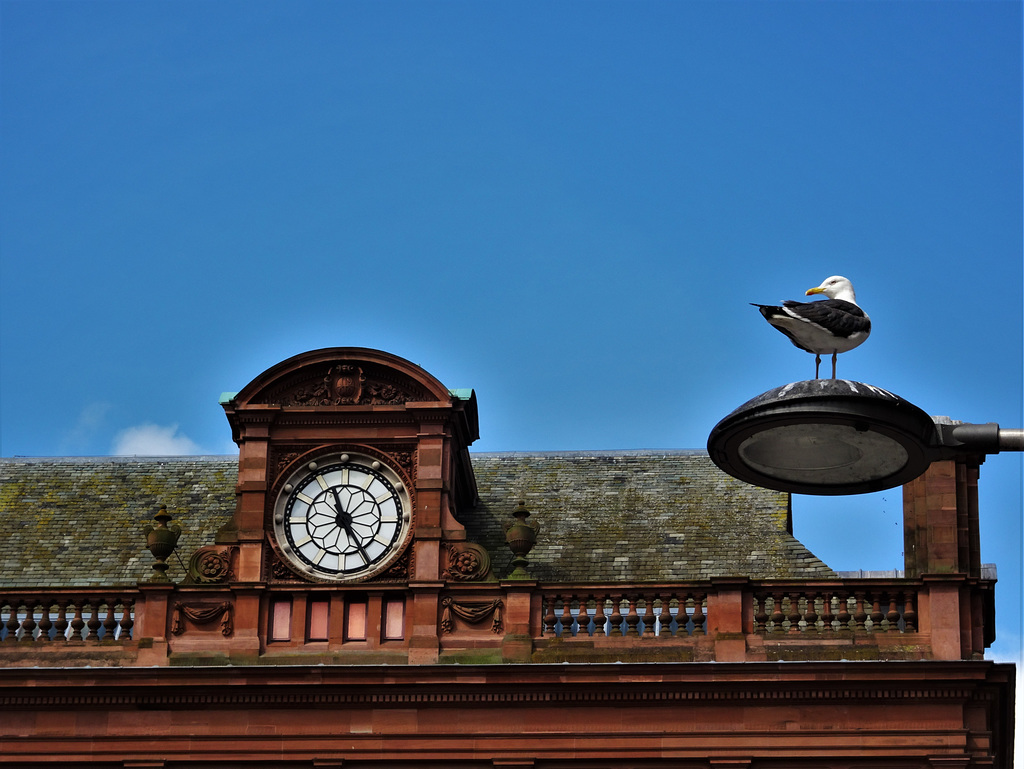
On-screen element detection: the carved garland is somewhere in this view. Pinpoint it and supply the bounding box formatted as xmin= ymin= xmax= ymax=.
xmin=171 ymin=602 xmax=233 ymax=636
xmin=440 ymin=596 xmax=503 ymax=634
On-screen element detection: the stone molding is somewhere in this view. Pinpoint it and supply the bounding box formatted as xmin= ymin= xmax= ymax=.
xmin=0 ymin=661 xmax=1008 ymax=709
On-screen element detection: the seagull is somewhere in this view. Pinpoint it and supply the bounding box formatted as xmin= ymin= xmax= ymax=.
xmin=752 ymin=275 xmax=871 ymax=379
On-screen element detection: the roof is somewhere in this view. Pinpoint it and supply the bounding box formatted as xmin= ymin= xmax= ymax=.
xmin=0 ymin=456 xmax=236 ymax=587
xmin=0 ymin=452 xmax=833 ymax=588
xmin=465 ymin=451 xmax=833 ymax=582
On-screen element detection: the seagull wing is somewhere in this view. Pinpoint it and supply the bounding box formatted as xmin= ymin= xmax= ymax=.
xmin=782 ymin=298 xmax=870 ymax=339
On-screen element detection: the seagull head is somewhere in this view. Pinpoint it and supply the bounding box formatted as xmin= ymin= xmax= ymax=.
xmin=806 ymin=275 xmax=857 ymax=304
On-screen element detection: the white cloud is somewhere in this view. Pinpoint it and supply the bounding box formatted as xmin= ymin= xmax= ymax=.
xmin=111 ymin=424 xmax=203 ymax=456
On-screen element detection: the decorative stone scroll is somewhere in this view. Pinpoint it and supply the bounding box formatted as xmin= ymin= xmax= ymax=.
xmin=171 ymin=602 xmax=233 ymax=636
xmin=440 ymin=597 xmax=503 ymax=634
xmin=186 ymin=546 xmax=233 ymax=584
xmin=443 ymin=542 xmax=492 ymax=581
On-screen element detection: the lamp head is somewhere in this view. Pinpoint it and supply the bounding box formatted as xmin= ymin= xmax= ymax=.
xmin=707 ymin=380 xmax=936 ymax=495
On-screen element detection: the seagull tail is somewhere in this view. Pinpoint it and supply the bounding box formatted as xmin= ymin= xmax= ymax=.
xmin=750 ymin=303 xmax=785 ymax=320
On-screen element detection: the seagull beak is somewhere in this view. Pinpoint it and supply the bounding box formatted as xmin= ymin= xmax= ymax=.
xmin=805 ymin=287 xmax=825 ymax=296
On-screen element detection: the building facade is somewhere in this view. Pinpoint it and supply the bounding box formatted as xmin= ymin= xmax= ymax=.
xmin=0 ymin=348 xmax=1014 ymax=767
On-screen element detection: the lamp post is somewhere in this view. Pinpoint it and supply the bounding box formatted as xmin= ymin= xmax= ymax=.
xmin=707 ymin=379 xmax=1023 ymax=495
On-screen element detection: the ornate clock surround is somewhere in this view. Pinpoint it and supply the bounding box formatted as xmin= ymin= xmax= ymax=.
xmin=220 ymin=347 xmax=480 ymax=587
xmin=267 ymin=445 xmax=416 ymax=584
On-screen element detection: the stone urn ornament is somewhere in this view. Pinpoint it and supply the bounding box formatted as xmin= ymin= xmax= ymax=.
xmin=143 ymin=505 xmax=182 ymax=582
xmin=505 ymin=501 xmax=538 ymax=579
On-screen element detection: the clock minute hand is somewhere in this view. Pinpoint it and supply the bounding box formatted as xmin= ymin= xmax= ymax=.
xmin=330 ymin=486 xmax=371 ymax=562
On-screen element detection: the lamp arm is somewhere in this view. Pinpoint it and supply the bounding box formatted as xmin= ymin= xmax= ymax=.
xmin=934 ymin=422 xmax=1024 ymax=456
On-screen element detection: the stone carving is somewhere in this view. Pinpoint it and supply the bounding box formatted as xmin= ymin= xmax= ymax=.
xmin=440 ymin=597 xmax=503 ymax=634
xmin=186 ymin=546 xmax=233 ymax=584
xmin=505 ymin=501 xmax=538 ymax=579
xmin=270 ymin=556 xmax=302 ymax=581
xmin=143 ymin=505 xmax=181 ymax=583
xmin=325 ymin=364 xmax=364 ymax=403
xmin=171 ymin=601 xmax=233 ymax=636
xmin=272 ymin=449 xmax=302 ymax=484
xmin=443 ymin=542 xmax=492 ymax=582
xmin=267 ymin=363 xmax=425 ymax=407
xmin=374 ymin=549 xmax=411 ymax=582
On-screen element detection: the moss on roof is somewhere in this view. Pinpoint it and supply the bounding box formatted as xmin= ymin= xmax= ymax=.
xmin=464 ymin=451 xmax=833 ymax=581
xmin=0 ymin=457 xmax=236 ymax=587
xmin=0 ymin=452 xmax=833 ymax=588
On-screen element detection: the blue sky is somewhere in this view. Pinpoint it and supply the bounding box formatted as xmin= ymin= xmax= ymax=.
xmin=1 ymin=1 xmax=1021 ymax=669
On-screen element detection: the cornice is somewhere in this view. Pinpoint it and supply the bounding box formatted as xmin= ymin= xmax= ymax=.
xmin=0 ymin=661 xmax=1011 ymax=710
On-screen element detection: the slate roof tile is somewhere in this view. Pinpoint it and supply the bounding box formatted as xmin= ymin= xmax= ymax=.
xmin=0 ymin=451 xmax=833 ymax=588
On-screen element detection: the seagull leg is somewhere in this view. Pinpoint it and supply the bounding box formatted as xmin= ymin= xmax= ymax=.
xmin=831 ymin=352 xmax=837 ymax=379
xmin=814 ymin=354 xmax=821 ymax=379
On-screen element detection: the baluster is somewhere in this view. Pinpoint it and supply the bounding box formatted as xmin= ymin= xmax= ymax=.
xmin=19 ymin=601 xmax=37 ymax=642
xmin=69 ymin=600 xmax=86 ymax=642
xmin=885 ymin=594 xmax=900 ymax=632
xmin=667 ymin=596 xmax=681 ymax=636
xmin=0 ymin=602 xmax=11 ymax=643
xmin=819 ymin=592 xmax=834 ymax=632
xmin=85 ymin=599 xmax=102 ymax=641
xmin=560 ymin=596 xmax=575 ymax=637
xmin=680 ymin=595 xmax=694 ymax=635
xmin=543 ymin=595 xmax=558 ymax=637
xmin=37 ymin=601 xmax=53 ymax=643
xmin=754 ymin=594 xmax=769 ymax=633
xmin=118 ymin=600 xmax=135 ymax=640
xmin=902 ymin=592 xmax=917 ymax=632
xmin=770 ymin=593 xmax=785 ymax=633
xmin=691 ymin=594 xmax=706 ymax=636
xmin=577 ymin=596 xmax=591 ymax=636
xmin=592 ymin=595 xmax=607 ymax=637
xmin=802 ymin=592 xmax=819 ymax=633
xmin=102 ymin=600 xmax=118 ymax=641
xmin=836 ymin=593 xmax=852 ymax=630
xmin=787 ymin=593 xmax=803 ymax=633
xmin=623 ymin=595 xmax=639 ymax=637
xmin=869 ymin=595 xmax=884 ymax=632
xmin=5 ymin=600 xmax=18 ymax=642
xmin=53 ymin=602 xmax=70 ymax=642
xmin=651 ymin=594 xmax=664 ymax=637
xmin=644 ymin=595 xmax=655 ymax=637
xmin=609 ymin=595 xmax=624 ymax=637
xmin=853 ymin=593 xmax=868 ymax=631
xmin=638 ymin=595 xmax=652 ymax=637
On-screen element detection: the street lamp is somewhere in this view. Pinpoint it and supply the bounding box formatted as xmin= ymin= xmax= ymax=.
xmin=707 ymin=379 xmax=1023 ymax=495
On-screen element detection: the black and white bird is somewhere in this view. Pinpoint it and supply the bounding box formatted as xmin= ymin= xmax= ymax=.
xmin=752 ymin=275 xmax=871 ymax=379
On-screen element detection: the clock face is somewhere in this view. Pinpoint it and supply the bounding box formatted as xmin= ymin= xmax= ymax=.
xmin=272 ymin=453 xmax=411 ymax=581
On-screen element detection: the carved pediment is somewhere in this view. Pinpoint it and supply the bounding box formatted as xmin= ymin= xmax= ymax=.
xmin=258 ymin=362 xmax=431 ymax=406
xmin=230 ymin=349 xmax=452 ymax=409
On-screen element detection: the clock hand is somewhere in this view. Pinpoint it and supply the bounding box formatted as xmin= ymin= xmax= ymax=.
xmin=330 ymin=486 xmax=371 ymax=562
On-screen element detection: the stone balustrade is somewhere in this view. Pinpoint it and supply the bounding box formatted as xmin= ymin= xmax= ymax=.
xmin=538 ymin=588 xmax=709 ymax=638
xmin=0 ymin=593 xmax=136 ymax=643
xmin=0 ymin=572 xmax=995 ymax=665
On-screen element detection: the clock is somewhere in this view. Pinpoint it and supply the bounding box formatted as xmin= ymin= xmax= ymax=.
xmin=272 ymin=452 xmax=412 ymax=582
